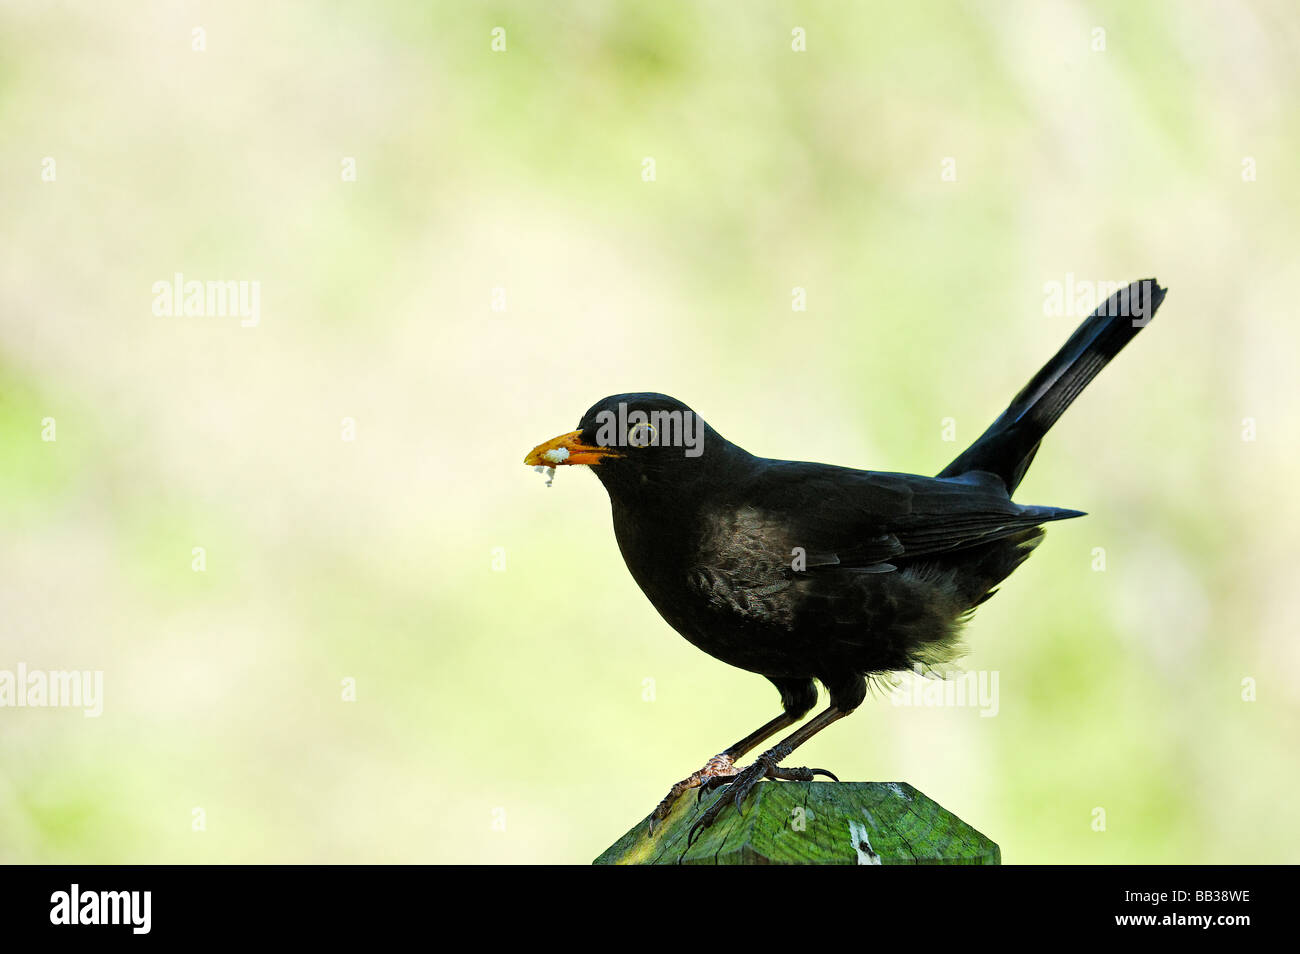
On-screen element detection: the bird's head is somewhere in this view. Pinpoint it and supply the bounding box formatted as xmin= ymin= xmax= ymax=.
xmin=524 ymin=393 xmax=734 ymax=501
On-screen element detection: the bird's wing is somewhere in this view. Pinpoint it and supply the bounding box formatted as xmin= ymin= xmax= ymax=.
xmin=729 ymin=461 xmax=1082 ymax=571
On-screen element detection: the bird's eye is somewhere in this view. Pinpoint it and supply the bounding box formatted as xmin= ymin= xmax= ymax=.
xmin=627 ymin=422 xmax=657 ymax=447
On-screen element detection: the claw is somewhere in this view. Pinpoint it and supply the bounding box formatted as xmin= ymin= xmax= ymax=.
xmin=699 ymin=774 xmax=736 ymax=798
xmin=686 ymin=815 xmax=707 ymax=847
xmin=729 ymin=769 xmax=763 ymax=814
xmin=675 ymin=754 xmax=841 ymax=849
xmin=654 ymin=753 xmax=740 ymax=822
xmin=685 ymin=784 xmax=735 ymax=848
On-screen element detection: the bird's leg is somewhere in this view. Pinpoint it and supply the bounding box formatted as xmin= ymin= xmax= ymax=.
xmin=687 ymin=704 xmax=852 ymax=846
xmin=647 ymin=711 xmax=800 ymax=834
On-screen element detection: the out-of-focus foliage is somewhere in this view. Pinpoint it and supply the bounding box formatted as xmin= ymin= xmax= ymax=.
xmin=1 ymin=1 xmax=1297 ymax=863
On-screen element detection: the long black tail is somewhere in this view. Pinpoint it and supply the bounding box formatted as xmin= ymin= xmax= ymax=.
xmin=938 ymin=278 xmax=1167 ymax=493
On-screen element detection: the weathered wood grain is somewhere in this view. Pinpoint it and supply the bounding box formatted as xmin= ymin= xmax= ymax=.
xmin=594 ymin=781 xmax=1000 ymax=865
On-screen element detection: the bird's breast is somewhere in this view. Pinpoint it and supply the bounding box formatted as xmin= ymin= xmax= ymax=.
xmin=608 ymin=499 xmax=821 ymax=675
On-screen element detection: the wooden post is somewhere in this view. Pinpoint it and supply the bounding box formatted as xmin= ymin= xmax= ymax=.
xmin=594 ymin=781 xmax=1000 ymax=865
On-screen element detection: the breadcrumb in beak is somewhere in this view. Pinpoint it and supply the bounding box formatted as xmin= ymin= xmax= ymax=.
xmin=533 ymin=465 xmax=556 ymax=487
xmin=543 ymin=447 xmax=570 ymax=464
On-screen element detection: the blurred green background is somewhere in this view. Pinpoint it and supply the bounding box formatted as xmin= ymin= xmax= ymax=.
xmin=2 ymin=1 xmax=1298 ymax=864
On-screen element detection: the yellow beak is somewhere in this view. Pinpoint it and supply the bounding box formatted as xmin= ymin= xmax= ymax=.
xmin=524 ymin=430 xmax=623 ymax=467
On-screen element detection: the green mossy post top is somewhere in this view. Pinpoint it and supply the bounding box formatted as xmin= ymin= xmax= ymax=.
xmin=594 ymin=781 xmax=1000 ymax=865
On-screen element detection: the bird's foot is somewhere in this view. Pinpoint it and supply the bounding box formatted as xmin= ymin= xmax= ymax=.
xmin=686 ymin=753 xmax=837 ymax=847
xmin=647 ymin=753 xmax=740 ymax=835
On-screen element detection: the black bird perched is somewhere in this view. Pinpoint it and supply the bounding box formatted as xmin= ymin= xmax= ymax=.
xmin=525 ymin=279 xmax=1166 ymax=841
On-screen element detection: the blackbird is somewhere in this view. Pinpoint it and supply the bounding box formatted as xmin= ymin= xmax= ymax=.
xmin=525 ymin=279 xmax=1166 ymax=841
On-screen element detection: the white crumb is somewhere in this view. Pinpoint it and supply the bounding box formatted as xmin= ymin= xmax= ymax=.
xmin=533 ymin=465 xmax=556 ymax=488
xmin=542 ymin=447 xmax=570 ymax=464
